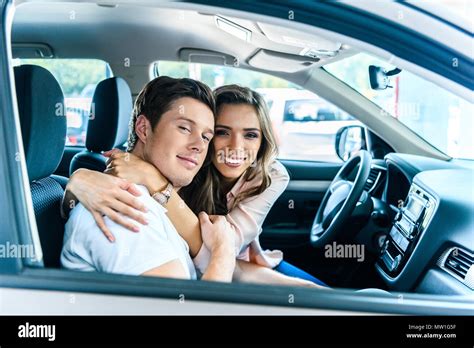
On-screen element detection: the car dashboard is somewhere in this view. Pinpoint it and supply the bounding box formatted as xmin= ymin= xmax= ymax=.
xmin=375 ymin=153 xmax=473 ymax=295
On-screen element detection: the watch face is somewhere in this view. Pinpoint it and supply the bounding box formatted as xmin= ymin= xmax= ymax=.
xmin=157 ymin=194 xmax=166 ymax=205
xmin=154 ymin=183 xmax=172 ymax=205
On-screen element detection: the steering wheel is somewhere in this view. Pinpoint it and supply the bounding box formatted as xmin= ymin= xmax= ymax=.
xmin=310 ymin=150 xmax=372 ymax=247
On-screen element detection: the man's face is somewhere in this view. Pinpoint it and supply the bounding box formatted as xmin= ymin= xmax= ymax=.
xmin=142 ymin=97 xmax=214 ymax=188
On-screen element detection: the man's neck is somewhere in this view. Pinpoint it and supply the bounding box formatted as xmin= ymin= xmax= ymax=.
xmin=131 ymin=143 xmax=181 ymax=191
xmin=130 ymin=143 xmax=145 ymax=160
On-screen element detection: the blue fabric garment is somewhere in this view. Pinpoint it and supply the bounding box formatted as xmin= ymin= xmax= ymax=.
xmin=275 ymin=260 xmax=328 ymax=287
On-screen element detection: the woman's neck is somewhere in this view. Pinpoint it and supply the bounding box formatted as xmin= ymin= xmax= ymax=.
xmin=221 ymin=177 xmax=239 ymax=195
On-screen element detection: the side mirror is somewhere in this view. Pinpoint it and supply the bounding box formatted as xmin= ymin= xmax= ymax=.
xmin=335 ymin=125 xmax=366 ymax=161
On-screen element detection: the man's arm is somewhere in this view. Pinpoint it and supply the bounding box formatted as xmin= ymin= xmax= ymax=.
xmin=142 ymin=244 xmax=234 ymax=282
xmin=198 ymin=212 xmax=236 ymax=282
xmin=200 ymin=244 xmax=235 ymax=282
xmin=141 ymin=259 xmax=188 ymax=279
xmin=143 ymin=258 xmax=320 ymax=286
xmin=142 ymin=212 xmax=235 ymax=283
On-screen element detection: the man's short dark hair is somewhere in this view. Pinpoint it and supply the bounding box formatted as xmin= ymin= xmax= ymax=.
xmin=127 ymin=76 xmax=215 ymax=151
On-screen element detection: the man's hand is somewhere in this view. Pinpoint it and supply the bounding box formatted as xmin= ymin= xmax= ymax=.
xmin=199 ymin=212 xmax=235 ymax=254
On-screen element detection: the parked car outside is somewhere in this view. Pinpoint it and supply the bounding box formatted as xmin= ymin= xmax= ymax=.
xmin=64 ymin=97 xmax=91 ymax=146
xmin=258 ymin=88 xmax=361 ymax=162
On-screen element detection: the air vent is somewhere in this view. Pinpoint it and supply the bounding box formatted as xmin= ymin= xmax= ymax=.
xmin=364 ymin=165 xmax=386 ymax=193
xmin=439 ymin=247 xmax=474 ymax=290
xmin=445 ymin=248 xmax=473 ymax=279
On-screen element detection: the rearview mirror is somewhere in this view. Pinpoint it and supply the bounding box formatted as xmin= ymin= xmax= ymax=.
xmin=335 ymin=125 xmax=366 ymax=161
xmin=369 ymin=65 xmax=401 ymax=90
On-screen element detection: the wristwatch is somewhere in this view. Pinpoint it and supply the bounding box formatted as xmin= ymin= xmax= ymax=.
xmin=152 ymin=182 xmax=173 ymax=205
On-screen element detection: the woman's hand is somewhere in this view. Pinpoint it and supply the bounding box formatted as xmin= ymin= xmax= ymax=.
xmin=66 ymin=168 xmax=149 ymax=242
xmin=103 ymin=149 xmax=168 ymax=194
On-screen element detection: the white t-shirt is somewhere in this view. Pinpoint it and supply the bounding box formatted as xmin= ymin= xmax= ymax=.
xmin=61 ymin=185 xmax=197 ymax=279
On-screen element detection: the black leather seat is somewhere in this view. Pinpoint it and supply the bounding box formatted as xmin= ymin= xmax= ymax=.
xmin=15 ymin=65 xmax=68 ymax=268
xmin=69 ymin=77 xmax=132 ymax=175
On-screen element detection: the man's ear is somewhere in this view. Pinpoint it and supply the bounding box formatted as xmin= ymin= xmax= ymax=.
xmin=135 ymin=114 xmax=150 ymax=144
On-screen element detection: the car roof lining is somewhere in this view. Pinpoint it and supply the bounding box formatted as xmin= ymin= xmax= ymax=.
xmin=11 ymin=0 xmax=460 ymax=160
xmin=11 ymin=2 xmax=357 ymax=69
xmin=11 ymin=1 xmax=471 ymax=98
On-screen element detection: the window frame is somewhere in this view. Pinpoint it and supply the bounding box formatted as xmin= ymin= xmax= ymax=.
xmin=2 ymin=0 xmax=472 ymax=315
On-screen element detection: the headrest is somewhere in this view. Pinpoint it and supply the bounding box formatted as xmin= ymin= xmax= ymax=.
xmin=15 ymin=65 xmax=66 ymax=182
xmin=85 ymin=77 xmax=132 ymax=152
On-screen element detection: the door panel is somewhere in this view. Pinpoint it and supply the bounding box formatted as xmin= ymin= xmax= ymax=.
xmin=263 ymin=159 xmax=340 ymax=234
xmin=261 ymin=160 xmax=343 ymax=282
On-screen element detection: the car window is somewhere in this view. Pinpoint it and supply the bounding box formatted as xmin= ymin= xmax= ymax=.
xmin=284 ymin=99 xmax=354 ymax=122
xmin=12 ymin=59 xmax=112 ymax=146
xmin=157 ymin=61 xmax=359 ymax=162
xmin=325 ymin=53 xmax=474 ymax=160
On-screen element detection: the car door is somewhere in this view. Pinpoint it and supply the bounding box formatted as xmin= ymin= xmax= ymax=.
xmin=261 ymin=159 xmax=342 ymax=279
xmin=259 ymin=88 xmax=362 ymax=280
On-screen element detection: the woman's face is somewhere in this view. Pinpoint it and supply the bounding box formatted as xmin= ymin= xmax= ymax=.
xmin=212 ymin=103 xmax=262 ymax=184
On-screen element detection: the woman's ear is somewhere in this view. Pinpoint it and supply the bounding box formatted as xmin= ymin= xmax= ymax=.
xmin=135 ymin=114 xmax=150 ymax=144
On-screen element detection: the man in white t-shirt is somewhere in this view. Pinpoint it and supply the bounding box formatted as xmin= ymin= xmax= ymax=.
xmin=61 ymin=76 xmax=235 ymax=282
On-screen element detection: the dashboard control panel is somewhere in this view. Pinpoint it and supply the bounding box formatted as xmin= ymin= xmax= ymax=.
xmin=378 ymin=184 xmax=436 ymax=277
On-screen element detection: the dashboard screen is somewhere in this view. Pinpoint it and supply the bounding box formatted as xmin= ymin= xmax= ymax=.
xmin=404 ymin=195 xmax=425 ymax=222
xmin=385 ymin=164 xmax=411 ymax=208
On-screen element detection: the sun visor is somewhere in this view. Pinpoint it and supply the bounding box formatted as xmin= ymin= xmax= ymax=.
xmin=258 ymin=23 xmax=342 ymax=52
xmin=248 ymin=49 xmax=318 ymax=73
xmin=179 ymin=48 xmax=238 ymax=66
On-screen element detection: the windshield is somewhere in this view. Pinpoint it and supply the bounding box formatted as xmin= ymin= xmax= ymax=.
xmin=325 ymin=53 xmax=473 ymax=160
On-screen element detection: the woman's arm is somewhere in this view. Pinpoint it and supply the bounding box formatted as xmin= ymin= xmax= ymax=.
xmin=62 ymin=168 xmax=148 ymax=242
xmin=98 ymin=154 xmax=289 ymax=260
xmin=100 ymin=149 xmax=204 ymax=257
xmin=64 ymin=164 xmax=203 ymax=254
xmin=145 ymin=175 xmax=203 ymax=258
xmin=66 ymin=151 xmax=288 ymax=263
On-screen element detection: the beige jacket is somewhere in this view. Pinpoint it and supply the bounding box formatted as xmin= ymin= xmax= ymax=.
xmin=193 ymin=160 xmax=290 ymax=273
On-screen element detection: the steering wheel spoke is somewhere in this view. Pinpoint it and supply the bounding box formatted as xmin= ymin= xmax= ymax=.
xmin=328 ymin=179 xmax=342 ymax=193
xmin=310 ymin=150 xmax=372 ymax=247
xmin=311 ymin=222 xmax=325 ymax=240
